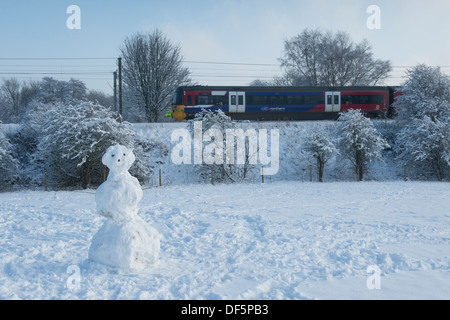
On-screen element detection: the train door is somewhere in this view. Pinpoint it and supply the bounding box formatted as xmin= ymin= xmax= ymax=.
xmin=325 ymin=91 xmax=341 ymax=112
xmin=229 ymin=91 xmax=246 ymax=113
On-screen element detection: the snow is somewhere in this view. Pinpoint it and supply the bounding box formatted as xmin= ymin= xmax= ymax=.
xmin=1 ymin=181 xmax=449 ymax=300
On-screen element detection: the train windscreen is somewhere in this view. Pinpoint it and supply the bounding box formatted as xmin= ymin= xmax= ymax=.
xmin=172 ymin=89 xmax=183 ymax=105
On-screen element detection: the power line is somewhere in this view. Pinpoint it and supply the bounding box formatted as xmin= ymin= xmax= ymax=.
xmin=188 ymin=67 xmax=282 ymax=72
xmin=392 ymin=66 xmax=450 ymax=68
xmin=0 ymin=57 xmax=449 ymax=68
xmin=0 ymin=57 xmax=116 ymax=61
xmin=192 ymin=74 xmax=279 ymax=79
xmin=0 ymin=57 xmax=448 ymax=85
xmin=0 ymin=72 xmax=111 ymax=75
xmin=0 ymin=65 xmax=116 ymax=68
xmin=183 ymin=60 xmax=279 ymax=67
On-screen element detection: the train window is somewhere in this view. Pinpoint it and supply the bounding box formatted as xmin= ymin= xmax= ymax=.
xmin=238 ymin=95 xmax=244 ymax=105
xmin=196 ymin=95 xmax=209 ymax=105
xmin=305 ymin=95 xmax=324 ymax=105
xmin=213 ymin=95 xmax=226 ymax=105
xmin=249 ymin=95 xmax=267 ymax=105
xmin=268 ymin=95 xmax=284 ymax=105
xmin=173 ymin=92 xmax=180 ymax=105
xmin=279 ymin=95 xmax=287 ymax=104
xmin=368 ymin=95 xmax=385 ymax=104
xmin=286 ymin=95 xmax=304 ymax=105
xmin=261 ymin=96 xmax=268 ymax=105
xmin=342 ymin=95 xmax=384 ymax=105
xmin=249 ymin=93 xmax=324 ymax=105
xmin=231 ymin=95 xmax=236 ymax=105
xmin=186 ymin=95 xmax=193 ymax=106
xmin=327 ymin=95 xmax=332 ymax=105
xmin=360 ymin=96 xmax=369 ymax=104
xmin=342 ymin=95 xmax=352 ymax=105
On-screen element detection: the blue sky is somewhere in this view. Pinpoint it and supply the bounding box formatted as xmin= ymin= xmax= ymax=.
xmin=0 ymin=0 xmax=449 ymax=93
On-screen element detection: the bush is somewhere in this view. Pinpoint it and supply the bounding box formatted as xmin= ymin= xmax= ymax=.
xmin=338 ymin=109 xmax=389 ymax=181
xmin=0 ymin=122 xmax=19 ymax=190
xmin=188 ymin=109 xmax=258 ymax=183
xmin=34 ymin=101 xmax=150 ymax=189
xmin=394 ymin=64 xmax=450 ymax=180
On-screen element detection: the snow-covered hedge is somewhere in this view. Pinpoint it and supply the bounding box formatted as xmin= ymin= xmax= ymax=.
xmin=2 ymin=116 xmax=447 ymax=191
xmin=32 ymin=101 xmax=151 ymax=189
xmin=2 ymin=62 xmax=450 ymax=190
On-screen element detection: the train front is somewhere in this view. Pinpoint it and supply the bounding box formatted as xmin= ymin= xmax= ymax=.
xmin=166 ymin=87 xmax=186 ymax=122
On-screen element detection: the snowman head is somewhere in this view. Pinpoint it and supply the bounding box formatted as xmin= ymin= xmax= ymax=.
xmin=102 ymin=145 xmax=136 ymax=174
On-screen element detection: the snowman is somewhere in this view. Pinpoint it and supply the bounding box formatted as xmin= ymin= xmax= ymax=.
xmin=88 ymin=145 xmax=160 ymax=270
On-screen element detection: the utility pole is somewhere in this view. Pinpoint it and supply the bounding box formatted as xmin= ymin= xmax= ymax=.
xmin=113 ymin=71 xmax=117 ymax=113
xmin=118 ymin=57 xmax=123 ymax=118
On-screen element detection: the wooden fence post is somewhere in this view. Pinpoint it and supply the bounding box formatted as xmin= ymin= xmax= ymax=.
xmin=159 ymin=168 xmax=162 ymax=187
xmin=310 ymin=165 xmax=312 ymax=182
xmin=86 ymin=164 xmax=91 ymax=189
xmin=404 ymin=164 xmax=407 ymax=181
xmin=44 ymin=172 xmax=48 ymax=192
xmin=211 ymin=167 xmax=214 ymax=185
xmin=261 ymin=166 xmax=264 ymax=184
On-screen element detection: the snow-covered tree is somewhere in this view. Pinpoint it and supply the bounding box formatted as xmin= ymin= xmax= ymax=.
xmin=86 ymin=90 xmax=113 ymax=109
xmin=338 ymin=109 xmax=389 ymax=181
xmin=121 ymin=87 xmax=147 ymax=123
xmin=34 ymin=101 xmax=150 ymax=189
xmin=189 ymin=109 xmax=257 ymax=183
xmin=32 ymin=77 xmax=87 ymax=105
xmin=302 ymin=125 xmax=338 ymax=182
xmin=394 ymin=65 xmax=450 ymax=180
xmin=0 ymin=122 xmax=19 ymax=190
xmin=395 ymin=64 xmax=450 ymax=121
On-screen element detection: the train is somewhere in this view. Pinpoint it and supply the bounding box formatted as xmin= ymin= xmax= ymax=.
xmin=168 ymin=86 xmax=400 ymax=121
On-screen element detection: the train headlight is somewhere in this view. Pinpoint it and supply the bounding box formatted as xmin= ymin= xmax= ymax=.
xmin=172 ymin=105 xmax=186 ymax=122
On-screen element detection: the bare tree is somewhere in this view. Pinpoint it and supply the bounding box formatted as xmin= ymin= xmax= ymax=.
xmin=1 ymin=78 xmax=22 ymax=120
xmin=280 ymin=28 xmax=322 ymax=86
xmin=87 ymin=90 xmax=113 ymax=108
xmin=279 ymin=29 xmax=392 ymax=86
xmin=250 ymin=72 xmax=310 ymax=87
xmin=249 ymin=79 xmax=273 ymax=87
xmin=19 ymin=80 xmax=40 ymax=111
xmin=120 ymin=29 xmax=190 ymax=122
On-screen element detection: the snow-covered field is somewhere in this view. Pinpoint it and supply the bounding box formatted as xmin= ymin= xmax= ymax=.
xmin=0 ymin=181 xmax=449 ymax=300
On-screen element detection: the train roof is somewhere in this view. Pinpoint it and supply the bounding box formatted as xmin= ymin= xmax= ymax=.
xmin=176 ymin=85 xmax=399 ymax=92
